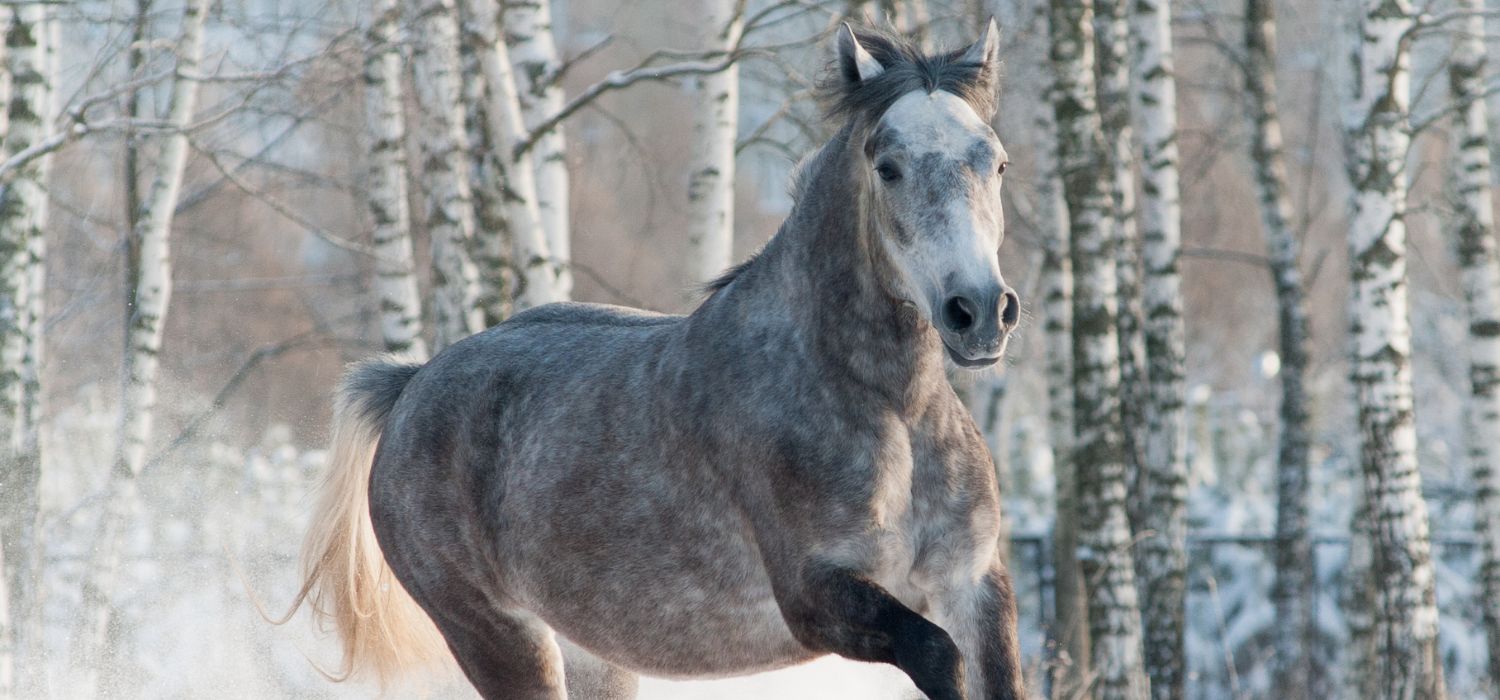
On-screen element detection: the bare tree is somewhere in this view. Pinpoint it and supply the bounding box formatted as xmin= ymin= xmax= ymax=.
xmin=1445 ymin=0 xmax=1500 ymax=687
xmin=1049 ymin=0 xmax=1149 ymax=696
xmin=76 ymin=0 xmax=211 ymax=688
xmin=685 ymin=0 xmax=742 ymax=285
xmin=506 ymin=0 xmax=573 ymax=297
xmin=1094 ymin=0 xmax=1146 ymax=539
xmin=366 ymin=0 xmax=428 ymax=358
xmin=411 ymin=0 xmax=483 ymax=350
xmin=1130 ymin=0 xmax=1188 ymax=696
xmin=1036 ymin=12 xmax=1089 ymax=695
xmin=0 ymin=6 xmax=13 ymax=693
xmin=1243 ymin=0 xmax=1316 ymax=693
xmin=1343 ymin=0 xmax=1444 ymax=697
xmin=459 ymin=0 xmax=560 ymax=311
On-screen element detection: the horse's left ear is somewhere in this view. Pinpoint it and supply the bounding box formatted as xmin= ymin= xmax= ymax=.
xmin=960 ymin=18 xmax=1001 ymax=85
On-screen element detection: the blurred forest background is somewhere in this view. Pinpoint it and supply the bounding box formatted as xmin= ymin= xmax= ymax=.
xmin=0 ymin=0 xmax=1497 ymax=697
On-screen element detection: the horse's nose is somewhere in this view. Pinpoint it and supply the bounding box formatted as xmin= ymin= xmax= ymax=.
xmin=999 ymin=288 xmax=1020 ymax=331
xmin=942 ymin=295 xmax=980 ymax=334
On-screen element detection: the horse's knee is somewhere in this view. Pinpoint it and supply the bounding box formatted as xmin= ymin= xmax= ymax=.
xmin=775 ymin=565 xmax=965 ymax=700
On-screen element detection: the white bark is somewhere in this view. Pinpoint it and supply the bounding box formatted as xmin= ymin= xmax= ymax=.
xmin=506 ymin=0 xmax=572 ymax=297
xmin=1244 ymin=0 xmax=1317 ymax=693
xmin=1049 ymin=0 xmax=1149 ymax=697
xmin=77 ymin=0 xmax=209 ymax=685
xmin=1032 ymin=3 xmax=1087 ymax=690
xmin=1093 ymin=0 xmax=1146 ymax=540
xmin=366 ymin=0 xmax=427 ymax=358
xmin=1445 ymin=0 xmax=1500 ymax=687
xmin=685 ymin=0 xmax=740 ymax=286
xmin=411 ymin=0 xmax=483 ymax=350
xmin=1129 ymin=0 xmax=1187 ymax=697
xmin=459 ymin=0 xmax=560 ymax=311
xmin=1343 ymin=1 xmax=1444 ymax=697
xmin=0 ymin=8 xmax=12 ymax=694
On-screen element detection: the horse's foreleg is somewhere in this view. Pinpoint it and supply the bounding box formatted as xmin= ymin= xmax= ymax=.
xmin=776 ymin=563 xmax=965 ymax=700
xmin=929 ymin=558 xmax=1025 ymax=700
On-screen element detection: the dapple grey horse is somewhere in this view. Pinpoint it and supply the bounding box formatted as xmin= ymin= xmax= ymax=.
xmin=291 ymin=22 xmax=1025 ymax=700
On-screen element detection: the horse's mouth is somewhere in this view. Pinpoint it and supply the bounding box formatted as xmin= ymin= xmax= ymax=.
xmin=943 ymin=341 xmax=1002 ymax=369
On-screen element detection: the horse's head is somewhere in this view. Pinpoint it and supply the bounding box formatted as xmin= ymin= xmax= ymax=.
xmin=827 ymin=21 xmax=1017 ymax=369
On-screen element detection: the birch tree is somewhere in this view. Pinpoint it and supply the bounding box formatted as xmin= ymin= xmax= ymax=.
xmin=459 ymin=0 xmax=560 ymax=311
xmin=1093 ymin=0 xmax=1147 ymax=537
xmin=1026 ymin=2 xmax=1089 ymax=690
xmin=1244 ymin=0 xmax=1317 ymax=693
xmin=1445 ymin=0 xmax=1500 ymax=686
xmin=1050 ymin=0 xmax=1149 ymax=696
xmin=366 ymin=0 xmax=427 ymax=358
xmin=1343 ymin=0 xmax=1444 ymax=696
xmin=411 ymin=0 xmax=483 ymax=349
xmin=0 ymin=7 xmax=13 ymax=694
xmin=685 ymin=0 xmax=741 ymax=285
xmin=77 ymin=0 xmax=210 ymax=683
xmin=0 ymin=7 xmax=53 ymax=687
xmin=505 ymin=0 xmax=572 ymax=297
xmin=1129 ymin=0 xmax=1188 ymax=696
xmin=1038 ymin=38 xmax=1090 ymax=700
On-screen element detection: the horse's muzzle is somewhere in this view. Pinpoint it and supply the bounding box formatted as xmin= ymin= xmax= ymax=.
xmin=937 ymin=284 xmax=1018 ymax=367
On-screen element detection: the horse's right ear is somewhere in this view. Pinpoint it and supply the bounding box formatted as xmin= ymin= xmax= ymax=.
xmin=837 ymin=23 xmax=884 ymax=84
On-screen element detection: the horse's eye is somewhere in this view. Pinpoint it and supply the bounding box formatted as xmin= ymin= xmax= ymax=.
xmin=997 ymin=161 xmax=1009 ymax=175
xmin=876 ymin=163 xmax=902 ymax=182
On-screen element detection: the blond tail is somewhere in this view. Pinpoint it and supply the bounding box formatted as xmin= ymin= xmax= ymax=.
xmin=285 ymin=357 xmax=450 ymax=686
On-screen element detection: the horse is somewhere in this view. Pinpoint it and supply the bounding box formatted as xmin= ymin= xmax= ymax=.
xmin=289 ymin=21 xmax=1025 ymax=700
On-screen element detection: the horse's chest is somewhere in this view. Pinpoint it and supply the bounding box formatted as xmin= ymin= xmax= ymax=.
xmin=859 ymin=426 xmax=996 ymax=606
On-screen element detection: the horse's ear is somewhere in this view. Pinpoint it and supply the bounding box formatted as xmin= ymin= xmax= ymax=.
xmin=838 ymin=23 xmax=885 ymax=84
xmin=960 ymin=18 xmax=996 ymax=113
xmin=960 ymin=18 xmax=1000 ymax=83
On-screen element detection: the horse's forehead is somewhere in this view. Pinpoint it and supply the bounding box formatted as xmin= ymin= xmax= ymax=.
xmin=879 ymin=91 xmax=991 ymax=153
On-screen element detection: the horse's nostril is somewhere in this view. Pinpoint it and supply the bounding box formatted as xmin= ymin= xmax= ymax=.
xmin=943 ymin=296 xmax=976 ymax=333
xmin=1000 ymin=291 xmax=1020 ymax=328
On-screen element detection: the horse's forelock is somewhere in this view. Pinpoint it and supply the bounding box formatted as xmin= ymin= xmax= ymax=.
xmin=816 ymin=26 xmax=998 ymax=127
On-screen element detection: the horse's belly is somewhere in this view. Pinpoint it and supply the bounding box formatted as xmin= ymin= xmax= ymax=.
xmin=544 ymin=571 xmax=815 ymax=679
xmin=506 ymin=495 xmax=815 ymax=678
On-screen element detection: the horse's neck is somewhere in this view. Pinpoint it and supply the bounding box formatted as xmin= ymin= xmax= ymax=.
xmin=764 ymin=134 xmax=943 ymax=401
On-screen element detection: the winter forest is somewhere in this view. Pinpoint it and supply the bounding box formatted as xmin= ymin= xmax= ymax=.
xmin=0 ymin=0 xmax=1497 ymax=697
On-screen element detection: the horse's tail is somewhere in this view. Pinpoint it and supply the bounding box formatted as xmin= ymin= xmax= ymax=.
xmin=287 ymin=356 xmax=449 ymax=685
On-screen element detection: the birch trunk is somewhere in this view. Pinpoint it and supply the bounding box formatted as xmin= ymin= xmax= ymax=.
xmin=412 ymin=0 xmax=483 ymax=350
xmin=366 ymin=0 xmax=427 ymax=358
xmin=1049 ymin=0 xmax=1149 ymax=696
xmin=0 ymin=8 xmax=13 ymax=694
xmin=1034 ymin=3 xmax=1088 ymax=689
xmin=685 ymin=0 xmax=740 ymax=286
xmin=505 ymin=0 xmax=572 ymax=297
xmin=77 ymin=0 xmax=209 ymax=685
xmin=458 ymin=5 xmax=513 ymax=323
xmin=1445 ymin=0 xmax=1500 ymax=686
xmin=458 ymin=0 xmax=559 ymax=311
xmin=1129 ymin=0 xmax=1188 ymax=696
xmin=5 ymin=8 xmax=52 ymax=688
xmin=1244 ymin=0 xmax=1317 ymax=693
xmin=1344 ymin=1 xmax=1444 ymax=696
xmin=1093 ymin=0 xmax=1147 ymax=542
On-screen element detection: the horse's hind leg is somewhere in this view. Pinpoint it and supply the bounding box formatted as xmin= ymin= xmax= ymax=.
xmin=427 ymin=603 xmax=568 ymax=700
xmin=560 ymin=637 xmax=640 ymax=699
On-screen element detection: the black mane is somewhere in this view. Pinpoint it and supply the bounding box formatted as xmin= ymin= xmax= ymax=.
xmin=816 ymin=25 xmax=998 ymax=125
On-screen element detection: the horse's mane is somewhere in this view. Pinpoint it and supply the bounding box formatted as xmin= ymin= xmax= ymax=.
xmin=816 ymin=25 xmax=999 ymax=125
